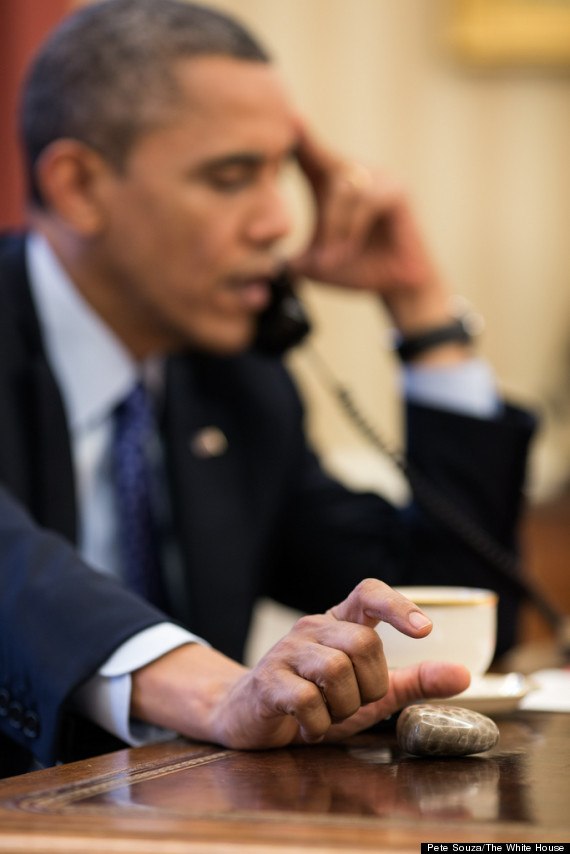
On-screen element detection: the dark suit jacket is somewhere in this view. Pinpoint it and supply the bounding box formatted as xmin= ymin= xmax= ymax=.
xmin=0 ymin=233 xmax=535 ymax=776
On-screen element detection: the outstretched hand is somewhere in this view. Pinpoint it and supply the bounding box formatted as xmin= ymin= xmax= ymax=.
xmin=131 ymin=579 xmax=470 ymax=750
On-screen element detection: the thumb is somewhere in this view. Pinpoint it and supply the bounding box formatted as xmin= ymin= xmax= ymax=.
xmin=387 ymin=661 xmax=471 ymax=710
xmin=328 ymin=578 xmax=433 ymax=638
xmin=322 ymin=661 xmax=472 ymax=742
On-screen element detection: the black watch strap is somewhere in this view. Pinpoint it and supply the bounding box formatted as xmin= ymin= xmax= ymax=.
xmin=395 ymin=317 xmax=473 ymax=363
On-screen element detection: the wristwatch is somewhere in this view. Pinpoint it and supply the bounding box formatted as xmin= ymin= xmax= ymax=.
xmin=392 ymin=298 xmax=484 ymax=363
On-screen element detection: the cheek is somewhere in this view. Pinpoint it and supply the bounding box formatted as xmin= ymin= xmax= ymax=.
xmin=104 ymin=184 xmax=246 ymax=309
xmin=180 ymin=207 xmax=242 ymax=267
xmin=152 ymin=205 xmax=241 ymax=284
xmin=114 ymin=217 xmax=216 ymax=297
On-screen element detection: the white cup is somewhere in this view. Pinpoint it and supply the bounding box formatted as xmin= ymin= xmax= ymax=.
xmin=376 ymin=586 xmax=498 ymax=675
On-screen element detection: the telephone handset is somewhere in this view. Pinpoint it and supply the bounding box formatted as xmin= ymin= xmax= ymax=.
xmin=253 ymin=269 xmax=312 ymax=356
xmin=253 ymin=274 xmax=570 ymax=651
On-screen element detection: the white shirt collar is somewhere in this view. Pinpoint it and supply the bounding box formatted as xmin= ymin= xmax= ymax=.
xmin=26 ymin=232 xmax=139 ymax=433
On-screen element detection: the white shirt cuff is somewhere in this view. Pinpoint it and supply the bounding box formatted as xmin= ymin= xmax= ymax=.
xmin=403 ymin=357 xmax=503 ymax=419
xmin=73 ymin=622 xmax=208 ymax=746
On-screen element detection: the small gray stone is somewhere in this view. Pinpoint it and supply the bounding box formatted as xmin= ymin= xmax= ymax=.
xmin=396 ymin=704 xmax=499 ymax=757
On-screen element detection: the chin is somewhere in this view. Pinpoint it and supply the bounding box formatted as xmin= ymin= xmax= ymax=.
xmin=191 ymin=321 xmax=257 ymax=356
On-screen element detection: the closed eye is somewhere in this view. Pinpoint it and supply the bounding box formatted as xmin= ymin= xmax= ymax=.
xmin=197 ymin=146 xmax=298 ymax=195
xmin=199 ymin=154 xmax=263 ymax=194
xmin=205 ymin=163 xmax=259 ymax=193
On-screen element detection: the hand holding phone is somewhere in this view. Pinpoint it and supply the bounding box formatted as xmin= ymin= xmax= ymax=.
xmin=290 ymin=124 xmax=452 ymax=337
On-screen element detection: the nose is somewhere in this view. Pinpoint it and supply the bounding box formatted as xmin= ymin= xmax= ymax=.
xmin=244 ymin=183 xmax=292 ymax=247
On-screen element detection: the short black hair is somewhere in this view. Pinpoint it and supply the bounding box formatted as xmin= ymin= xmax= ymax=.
xmin=20 ymin=0 xmax=270 ymax=205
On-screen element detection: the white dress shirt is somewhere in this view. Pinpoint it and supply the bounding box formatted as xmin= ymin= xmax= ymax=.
xmin=27 ymin=233 xmax=203 ymax=745
xmin=26 ymin=231 xmax=500 ymax=746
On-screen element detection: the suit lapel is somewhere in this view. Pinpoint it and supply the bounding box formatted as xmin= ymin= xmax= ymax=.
xmin=27 ymin=358 xmax=77 ymax=542
xmin=0 ymin=234 xmax=77 ymax=543
xmin=161 ymin=354 xmax=258 ymax=656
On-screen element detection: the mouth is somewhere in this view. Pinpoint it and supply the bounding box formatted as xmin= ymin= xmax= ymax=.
xmin=228 ymin=269 xmax=280 ymax=312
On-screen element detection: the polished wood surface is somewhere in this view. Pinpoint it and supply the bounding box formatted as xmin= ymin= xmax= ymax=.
xmin=0 ymin=711 xmax=568 ymax=853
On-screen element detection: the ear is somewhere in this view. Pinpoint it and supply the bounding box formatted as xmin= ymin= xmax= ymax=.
xmin=33 ymin=139 xmax=112 ymax=236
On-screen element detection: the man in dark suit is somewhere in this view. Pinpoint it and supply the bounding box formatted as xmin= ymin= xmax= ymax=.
xmin=0 ymin=0 xmax=534 ymax=776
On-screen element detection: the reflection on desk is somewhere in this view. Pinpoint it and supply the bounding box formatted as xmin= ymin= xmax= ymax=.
xmin=0 ymin=712 xmax=567 ymax=853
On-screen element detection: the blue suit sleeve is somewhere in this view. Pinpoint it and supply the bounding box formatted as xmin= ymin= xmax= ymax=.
xmin=0 ymin=486 xmax=167 ymax=768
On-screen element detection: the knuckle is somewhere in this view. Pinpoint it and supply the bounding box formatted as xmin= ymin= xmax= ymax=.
xmin=322 ymin=650 xmax=351 ymax=683
xmin=356 ymin=627 xmax=382 ymax=659
xmin=293 ymin=682 xmax=323 ymax=714
xmin=355 ymin=577 xmax=381 ymax=597
xmin=294 ymin=614 xmax=324 ymax=635
xmin=267 ymin=635 xmax=296 ymax=662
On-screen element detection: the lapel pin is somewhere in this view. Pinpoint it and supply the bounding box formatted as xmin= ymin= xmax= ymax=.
xmin=189 ymin=426 xmax=228 ymax=459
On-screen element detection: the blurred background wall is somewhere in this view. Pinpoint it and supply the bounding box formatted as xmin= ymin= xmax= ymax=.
xmin=0 ymin=0 xmax=69 ymax=233
xmin=1 ymin=0 xmax=569 ymax=651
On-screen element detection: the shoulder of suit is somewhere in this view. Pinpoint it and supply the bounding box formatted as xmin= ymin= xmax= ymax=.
xmin=0 ymin=231 xmax=46 ymax=362
xmin=0 ymin=231 xmax=27 ymax=270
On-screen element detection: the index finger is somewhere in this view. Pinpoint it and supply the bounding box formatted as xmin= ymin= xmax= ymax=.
xmin=328 ymin=578 xmax=432 ymax=637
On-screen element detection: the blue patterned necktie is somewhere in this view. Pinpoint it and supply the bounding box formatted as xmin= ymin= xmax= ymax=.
xmin=113 ymin=382 xmax=164 ymax=606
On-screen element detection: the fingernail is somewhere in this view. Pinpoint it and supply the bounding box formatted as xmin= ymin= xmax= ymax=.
xmin=409 ymin=611 xmax=432 ymax=629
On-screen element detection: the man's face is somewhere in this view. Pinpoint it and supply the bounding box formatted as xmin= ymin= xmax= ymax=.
xmin=88 ymin=56 xmax=299 ymax=357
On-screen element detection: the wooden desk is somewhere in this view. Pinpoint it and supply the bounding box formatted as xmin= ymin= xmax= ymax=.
xmin=0 ymin=711 xmax=567 ymax=853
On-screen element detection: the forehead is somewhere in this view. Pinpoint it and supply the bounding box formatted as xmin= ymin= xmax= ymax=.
xmin=158 ymin=55 xmax=299 ymax=160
